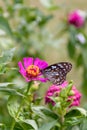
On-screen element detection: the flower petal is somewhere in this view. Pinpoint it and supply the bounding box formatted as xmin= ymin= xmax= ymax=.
xmin=18 ymin=61 xmax=26 ymax=76
xmin=60 ymin=81 xmax=68 ymax=88
xmin=36 ymin=77 xmax=48 ymax=82
xmin=34 ymin=58 xmax=48 ymax=69
xmin=45 ymin=81 xmax=82 ymax=107
xmin=18 ymin=61 xmax=30 ymax=81
xmin=23 ymin=57 xmax=33 ymax=68
xmin=18 ymin=57 xmax=48 ymax=83
xmin=29 ymin=75 xmax=48 ymax=82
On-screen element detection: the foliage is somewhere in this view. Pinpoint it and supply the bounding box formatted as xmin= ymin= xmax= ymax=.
xmin=0 ymin=0 xmax=87 ymax=130
xmin=57 ymin=11 xmax=87 ymax=95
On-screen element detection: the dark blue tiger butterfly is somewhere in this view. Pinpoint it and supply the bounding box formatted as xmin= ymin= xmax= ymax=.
xmin=41 ymin=62 xmax=72 ymax=85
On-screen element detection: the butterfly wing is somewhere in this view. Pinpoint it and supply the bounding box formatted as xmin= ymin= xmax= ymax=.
xmin=41 ymin=62 xmax=72 ymax=85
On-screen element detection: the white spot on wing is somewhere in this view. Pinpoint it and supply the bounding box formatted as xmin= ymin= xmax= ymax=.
xmin=51 ymin=66 xmax=57 ymax=69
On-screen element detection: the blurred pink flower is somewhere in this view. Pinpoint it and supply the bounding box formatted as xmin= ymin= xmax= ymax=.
xmin=68 ymin=10 xmax=86 ymax=28
xmin=18 ymin=57 xmax=48 ymax=82
xmin=45 ymin=81 xmax=82 ymax=107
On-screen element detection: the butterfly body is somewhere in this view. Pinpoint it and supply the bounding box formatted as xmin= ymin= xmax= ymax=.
xmin=41 ymin=62 xmax=72 ymax=85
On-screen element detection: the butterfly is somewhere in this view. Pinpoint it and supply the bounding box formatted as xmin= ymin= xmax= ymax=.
xmin=41 ymin=62 xmax=72 ymax=85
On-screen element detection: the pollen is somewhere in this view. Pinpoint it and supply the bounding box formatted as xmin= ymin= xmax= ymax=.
xmin=26 ymin=65 xmax=40 ymax=77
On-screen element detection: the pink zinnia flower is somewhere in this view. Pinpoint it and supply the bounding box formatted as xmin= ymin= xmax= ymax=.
xmin=18 ymin=57 xmax=48 ymax=82
xmin=68 ymin=10 xmax=86 ymax=28
xmin=45 ymin=81 xmax=82 ymax=107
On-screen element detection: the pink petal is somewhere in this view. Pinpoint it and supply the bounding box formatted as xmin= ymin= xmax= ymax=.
xmin=34 ymin=58 xmax=48 ymax=69
xmin=31 ymin=77 xmax=47 ymax=82
xmin=18 ymin=61 xmax=30 ymax=81
xmin=18 ymin=61 xmax=26 ymax=76
xmin=36 ymin=77 xmax=48 ymax=82
xmin=23 ymin=57 xmax=33 ymax=68
xmin=61 ymin=81 xmax=68 ymax=88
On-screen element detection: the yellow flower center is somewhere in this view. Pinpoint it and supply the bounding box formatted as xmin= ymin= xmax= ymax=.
xmin=26 ymin=65 xmax=40 ymax=77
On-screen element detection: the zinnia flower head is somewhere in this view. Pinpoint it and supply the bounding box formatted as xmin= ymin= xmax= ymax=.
xmin=68 ymin=10 xmax=86 ymax=28
xmin=18 ymin=57 xmax=48 ymax=82
xmin=45 ymin=81 xmax=82 ymax=107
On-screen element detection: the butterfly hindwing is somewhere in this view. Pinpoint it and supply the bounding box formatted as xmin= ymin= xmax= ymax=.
xmin=41 ymin=62 xmax=72 ymax=85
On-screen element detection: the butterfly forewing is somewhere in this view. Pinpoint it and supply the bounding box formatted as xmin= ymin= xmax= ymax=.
xmin=41 ymin=62 xmax=72 ymax=85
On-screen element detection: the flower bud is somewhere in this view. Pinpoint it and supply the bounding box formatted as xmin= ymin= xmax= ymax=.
xmin=45 ymin=81 xmax=82 ymax=108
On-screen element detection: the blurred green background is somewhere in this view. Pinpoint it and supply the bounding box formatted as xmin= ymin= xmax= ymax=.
xmin=0 ymin=0 xmax=86 ymax=98
xmin=0 ymin=0 xmax=87 ymax=129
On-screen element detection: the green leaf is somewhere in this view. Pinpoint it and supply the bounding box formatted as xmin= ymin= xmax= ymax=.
xmin=82 ymin=48 xmax=87 ymax=68
xmin=69 ymin=26 xmax=77 ymax=45
xmin=0 ymin=82 xmax=14 ymax=87
xmin=32 ymin=106 xmax=58 ymax=119
xmin=67 ymin=26 xmax=77 ymax=59
xmin=76 ymin=53 xmax=83 ymax=67
xmin=38 ymin=120 xmax=57 ymax=130
xmin=65 ymin=81 xmax=73 ymax=95
xmin=64 ymin=107 xmax=87 ymax=126
xmin=74 ymin=107 xmax=87 ymax=117
xmin=66 ymin=107 xmax=87 ymax=118
xmin=0 ymin=15 xmax=12 ymax=36
xmin=65 ymin=117 xmax=83 ymax=126
xmin=0 ymin=87 xmax=24 ymax=97
xmin=0 ymin=64 xmax=8 ymax=75
xmin=82 ymin=69 xmax=87 ymax=95
xmin=80 ymin=118 xmax=87 ymax=130
xmin=71 ymin=126 xmax=80 ymax=130
xmin=0 ymin=48 xmax=15 ymax=64
xmin=0 ymin=48 xmax=15 ymax=74
xmin=67 ymin=41 xmax=76 ymax=59
xmin=20 ymin=119 xmax=38 ymax=130
xmin=0 ymin=123 xmax=6 ymax=130
xmin=7 ymin=96 xmax=22 ymax=120
xmin=59 ymin=81 xmax=73 ymax=98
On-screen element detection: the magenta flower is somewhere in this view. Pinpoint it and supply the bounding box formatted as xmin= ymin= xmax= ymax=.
xmin=45 ymin=81 xmax=82 ymax=107
xmin=68 ymin=10 xmax=86 ymax=28
xmin=18 ymin=57 xmax=48 ymax=82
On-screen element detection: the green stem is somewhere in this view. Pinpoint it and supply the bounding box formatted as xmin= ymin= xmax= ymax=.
xmin=10 ymin=119 xmax=15 ymax=130
xmin=60 ymin=116 xmax=65 ymax=130
xmin=10 ymin=82 xmax=32 ymax=130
